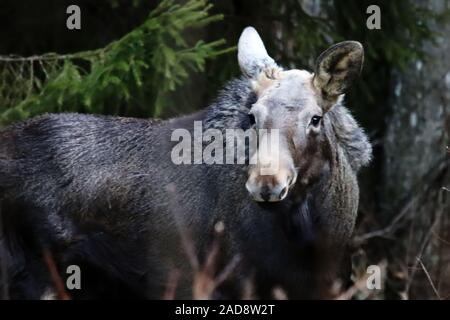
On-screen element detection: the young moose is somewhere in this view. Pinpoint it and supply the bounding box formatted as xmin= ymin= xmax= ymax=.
xmin=0 ymin=27 xmax=371 ymax=299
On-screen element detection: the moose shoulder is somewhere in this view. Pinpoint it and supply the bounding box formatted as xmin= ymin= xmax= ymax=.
xmin=0 ymin=27 xmax=371 ymax=299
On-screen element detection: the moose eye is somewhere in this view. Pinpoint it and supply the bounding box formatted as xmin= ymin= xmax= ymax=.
xmin=310 ymin=115 xmax=322 ymax=127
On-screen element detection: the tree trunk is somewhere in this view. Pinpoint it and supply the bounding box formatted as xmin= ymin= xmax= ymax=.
xmin=382 ymin=0 xmax=449 ymax=299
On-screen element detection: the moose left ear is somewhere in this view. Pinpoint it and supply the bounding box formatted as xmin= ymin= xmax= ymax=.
xmin=313 ymin=41 xmax=364 ymax=108
xmin=238 ymin=27 xmax=278 ymax=79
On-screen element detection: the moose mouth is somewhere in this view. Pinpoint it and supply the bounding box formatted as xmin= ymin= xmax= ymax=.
xmin=246 ymin=172 xmax=297 ymax=202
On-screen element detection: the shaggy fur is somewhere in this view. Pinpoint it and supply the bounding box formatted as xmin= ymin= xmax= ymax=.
xmin=0 ymin=74 xmax=371 ymax=299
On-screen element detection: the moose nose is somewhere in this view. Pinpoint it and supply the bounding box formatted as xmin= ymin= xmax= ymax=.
xmin=246 ymin=182 xmax=291 ymax=202
xmin=246 ymin=168 xmax=297 ymax=202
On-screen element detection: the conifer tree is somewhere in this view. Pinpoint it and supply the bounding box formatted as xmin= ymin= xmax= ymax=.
xmin=0 ymin=0 xmax=229 ymax=124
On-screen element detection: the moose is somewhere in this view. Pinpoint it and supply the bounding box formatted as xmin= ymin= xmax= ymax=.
xmin=0 ymin=27 xmax=371 ymax=299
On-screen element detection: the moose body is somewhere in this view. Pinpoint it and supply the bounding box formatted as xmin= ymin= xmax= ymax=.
xmin=0 ymin=28 xmax=371 ymax=299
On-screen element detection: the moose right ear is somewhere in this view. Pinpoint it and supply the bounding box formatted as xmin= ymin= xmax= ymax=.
xmin=313 ymin=41 xmax=364 ymax=110
xmin=238 ymin=27 xmax=278 ymax=79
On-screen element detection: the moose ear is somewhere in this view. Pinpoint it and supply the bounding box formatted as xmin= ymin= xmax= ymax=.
xmin=313 ymin=41 xmax=364 ymax=108
xmin=238 ymin=27 xmax=278 ymax=79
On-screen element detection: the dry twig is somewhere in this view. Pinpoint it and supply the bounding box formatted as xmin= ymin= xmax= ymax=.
xmin=42 ymin=248 xmax=71 ymax=300
xmin=416 ymin=257 xmax=441 ymax=300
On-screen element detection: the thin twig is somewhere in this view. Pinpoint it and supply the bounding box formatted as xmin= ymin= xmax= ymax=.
xmin=353 ymin=199 xmax=413 ymax=245
xmin=416 ymin=258 xmax=441 ymax=300
xmin=334 ymin=274 xmax=371 ymax=300
xmin=431 ymin=231 xmax=450 ymax=246
xmin=163 ymin=268 xmax=181 ymax=300
xmin=214 ymin=254 xmax=242 ymax=287
xmin=354 ymin=157 xmax=449 ymax=246
xmin=42 ymin=248 xmax=71 ymax=300
xmin=0 ymin=51 xmax=101 ymax=63
xmin=405 ymin=198 xmax=442 ymax=294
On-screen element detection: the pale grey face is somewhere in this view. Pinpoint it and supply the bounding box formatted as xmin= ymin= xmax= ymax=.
xmin=238 ymin=27 xmax=364 ymax=202
xmin=246 ymin=70 xmax=327 ymax=202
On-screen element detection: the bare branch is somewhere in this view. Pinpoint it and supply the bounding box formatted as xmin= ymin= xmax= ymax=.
xmin=416 ymin=258 xmax=441 ymax=300
xmin=334 ymin=274 xmax=370 ymax=300
xmin=353 ymin=199 xmax=413 ymax=245
xmin=163 ymin=268 xmax=181 ymax=300
xmin=42 ymin=248 xmax=71 ymax=300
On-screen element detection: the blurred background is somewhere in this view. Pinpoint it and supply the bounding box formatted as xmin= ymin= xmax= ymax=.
xmin=0 ymin=0 xmax=448 ymax=299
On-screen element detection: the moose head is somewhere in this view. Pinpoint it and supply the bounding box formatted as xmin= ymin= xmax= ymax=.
xmin=239 ymin=27 xmax=364 ymax=202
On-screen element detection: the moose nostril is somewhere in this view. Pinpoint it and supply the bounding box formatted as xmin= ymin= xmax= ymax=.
xmin=279 ymin=187 xmax=287 ymax=199
xmin=260 ymin=186 xmax=271 ymax=201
